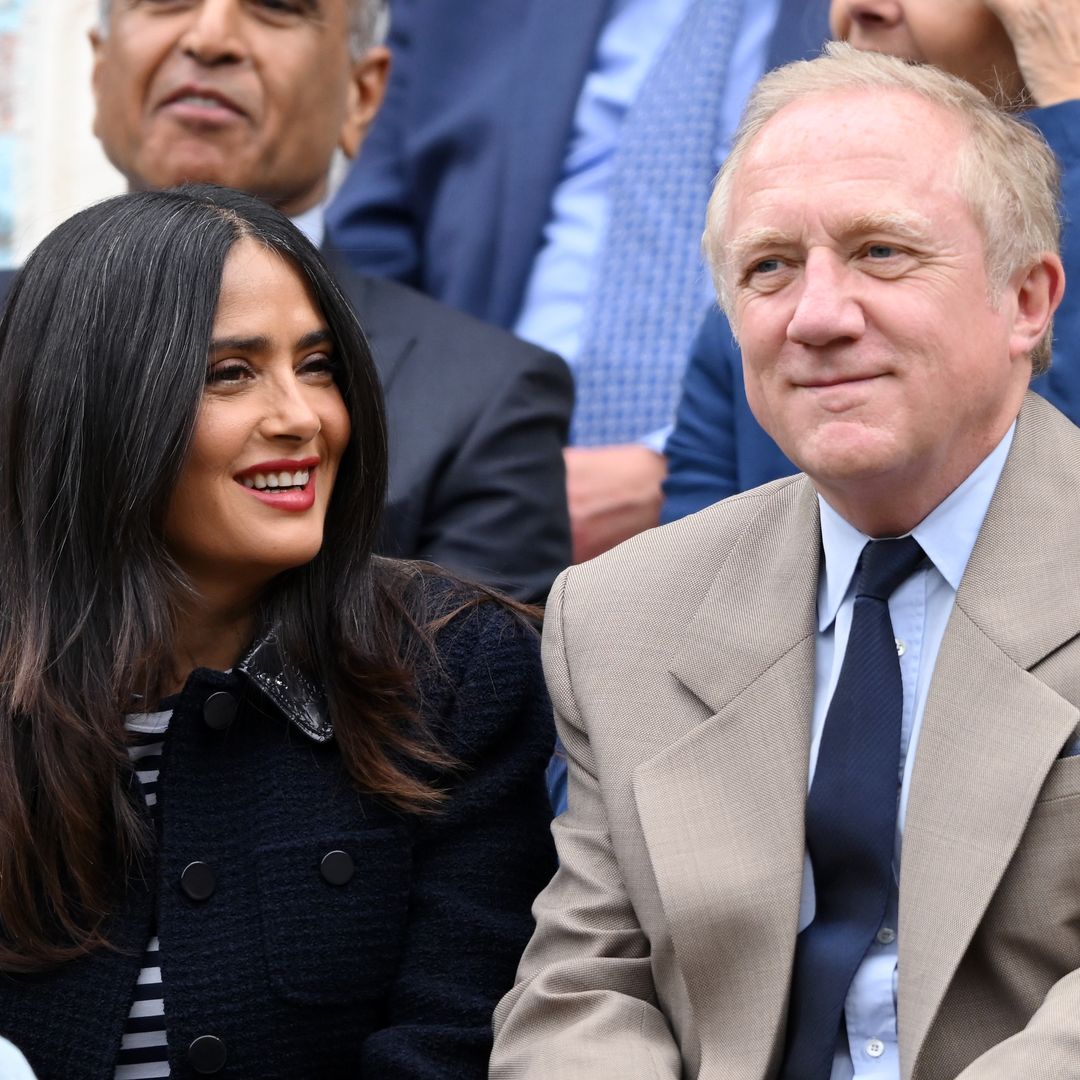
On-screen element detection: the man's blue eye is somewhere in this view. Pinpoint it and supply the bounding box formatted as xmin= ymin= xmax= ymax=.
xmin=754 ymin=258 xmax=782 ymax=274
xmin=867 ymin=245 xmax=896 ymax=259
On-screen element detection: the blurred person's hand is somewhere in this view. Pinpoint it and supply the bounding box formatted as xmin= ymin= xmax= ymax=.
xmin=984 ymin=0 xmax=1080 ymax=105
xmin=565 ymin=444 xmax=665 ymax=563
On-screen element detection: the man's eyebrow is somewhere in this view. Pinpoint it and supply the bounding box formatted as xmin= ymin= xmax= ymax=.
xmin=725 ymin=211 xmax=935 ymax=271
xmin=725 ymin=227 xmax=796 ymax=273
xmin=841 ymin=210 xmax=934 ymax=244
xmin=208 ymin=329 xmax=332 ymax=353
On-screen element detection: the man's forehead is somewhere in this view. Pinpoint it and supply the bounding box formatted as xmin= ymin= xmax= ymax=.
xmin=745 ymin=88 xmax=958 ymax=168
xmin=726 ymin=91 xmax=964 ymax=219
xmin=718 ymin=96 xmax=981 ymax=273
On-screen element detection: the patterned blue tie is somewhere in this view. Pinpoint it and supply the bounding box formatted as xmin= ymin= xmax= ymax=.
xmin=570 ymin=0 xmax=744 ymax=446
xmin=781 ymin=537 xmax=927 ymax=1080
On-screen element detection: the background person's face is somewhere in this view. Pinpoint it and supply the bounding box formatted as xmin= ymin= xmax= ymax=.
xmin=830 ymin=0 xmax=1026 ymax=104
xmin=164 ymin=238 xmax=351 ymax=598
xmin=91 ymin=0 xmax=378 ymax=215
xmin=725 ymin=90 xmax=1032 ymax=532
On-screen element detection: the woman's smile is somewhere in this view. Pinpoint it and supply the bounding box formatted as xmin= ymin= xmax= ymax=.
xmin=235 ymin=455 xmax=320 ymax=510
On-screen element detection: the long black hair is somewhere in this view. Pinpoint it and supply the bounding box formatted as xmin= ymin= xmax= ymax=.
xmin=0 ymin=186 xmax=454 ymax=972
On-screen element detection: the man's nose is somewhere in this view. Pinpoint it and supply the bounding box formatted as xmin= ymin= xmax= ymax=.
xmin=178 ymin=0 xmax=247 ymax=65
xmin=786 ymin=249 xmax=866 ymax=347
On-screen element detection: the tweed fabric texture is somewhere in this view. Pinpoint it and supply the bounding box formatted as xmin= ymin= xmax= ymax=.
xmin=0 ymin=585 xmax=556 ymax=1080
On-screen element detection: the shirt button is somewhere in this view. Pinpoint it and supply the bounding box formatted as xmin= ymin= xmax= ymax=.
xmin=876 ymin=926 xmax=896 ymax=945
xmin=866 ymin=1039 xmax=886 ymax=1059
xmin=180 ymin=861 xmax=217 ymax=902
xmin=895 ymin=638 xmax=906 ymax=657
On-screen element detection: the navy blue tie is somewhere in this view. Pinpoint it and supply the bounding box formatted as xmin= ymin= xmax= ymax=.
xmin=781 ymin=537 xmax=927 ymax=1080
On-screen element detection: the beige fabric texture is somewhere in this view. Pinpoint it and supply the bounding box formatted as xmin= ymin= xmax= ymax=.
xmin=492 ymin=392 xmax=1080 ymax=1080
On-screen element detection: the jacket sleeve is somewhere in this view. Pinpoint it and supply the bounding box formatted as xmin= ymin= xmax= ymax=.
xmin=412 ymin=342 xmax=573 ymax=604
xmin=954 ymin=967 xmax=1080 ymax=1079
xmin=358 ymin=604 xmax=558 ymax=1078
xmin=491 ymin=572 xmax=682 ymax=1079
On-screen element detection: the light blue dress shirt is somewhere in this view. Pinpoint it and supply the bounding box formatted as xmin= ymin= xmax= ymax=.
xmin=804 ymin=423 xmax=1015 ymax=1079
xmin=512 ymin=0 xmax=781 ymax=451
xmin=291 ymin=202 xmax=326 ymax=248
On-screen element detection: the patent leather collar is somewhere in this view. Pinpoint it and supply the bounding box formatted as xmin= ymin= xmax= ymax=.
xmin=236 ymin=630 xmax=333 ymax=744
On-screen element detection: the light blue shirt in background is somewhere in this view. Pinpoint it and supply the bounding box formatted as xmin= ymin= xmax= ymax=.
xmin=512 ymin=0 xmax=781 ymax=451
xmin=291 ymin=202 xmax=326 ymax=249
xmin=806 ymin=423 xmax=1016 ymax=1079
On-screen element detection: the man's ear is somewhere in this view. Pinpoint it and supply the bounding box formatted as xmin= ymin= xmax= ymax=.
xmin=1007 ymin=252 xmax=1066 ymax=361
xmin=339 ymin=46 xmax=391 ymax=159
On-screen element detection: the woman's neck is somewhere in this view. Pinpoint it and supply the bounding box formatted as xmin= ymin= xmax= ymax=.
xmin=165 ymin=594 xmax=258 ymax=698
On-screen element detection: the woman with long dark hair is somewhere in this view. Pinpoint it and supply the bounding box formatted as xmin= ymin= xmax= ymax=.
xmin=0 ymin=185 xmax=556 ymax=1079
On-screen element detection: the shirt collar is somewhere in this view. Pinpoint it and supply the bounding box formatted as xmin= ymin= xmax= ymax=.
xmin=817 ymin=421 xmax=1016 ymax=632
xmin=290 ymin=202 xmax=326 ymax=249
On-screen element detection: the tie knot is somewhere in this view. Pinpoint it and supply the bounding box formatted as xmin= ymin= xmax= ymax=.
xmin=855 ymin=537 xmax=926 ymax=601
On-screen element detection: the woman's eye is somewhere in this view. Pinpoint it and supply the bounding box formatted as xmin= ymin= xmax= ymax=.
xmin=299 ymin=353 xmax=338 ymax=381
xmin=206 ymin=360 xmax=253 ymax=385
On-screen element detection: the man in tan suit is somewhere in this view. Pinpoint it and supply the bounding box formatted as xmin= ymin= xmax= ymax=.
xmin=492 ymin=44 xmax=1076 ymax=1080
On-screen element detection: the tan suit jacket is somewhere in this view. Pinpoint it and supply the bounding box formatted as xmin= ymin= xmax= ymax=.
xmin=492 ymin=393 xmax=1080 ymax=1079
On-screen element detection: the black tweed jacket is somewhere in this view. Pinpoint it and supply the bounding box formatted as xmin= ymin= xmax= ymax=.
xmin=0 ymin=595 xmax=556 ymax=1079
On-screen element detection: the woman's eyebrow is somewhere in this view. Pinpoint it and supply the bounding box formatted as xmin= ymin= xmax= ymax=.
xmin=207 ymin=329 xmax=331 ymax=354
xmin=209 ymin=334 xmax=270 ymax=353
xmin=295 ymin=329 xmax=332 ymax=350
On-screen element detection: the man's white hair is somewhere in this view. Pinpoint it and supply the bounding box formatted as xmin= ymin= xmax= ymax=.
xmin=705 ymin=41 xmax=1062 ymax=373
xmin=97 ymin=0 xmax=389 ymax=56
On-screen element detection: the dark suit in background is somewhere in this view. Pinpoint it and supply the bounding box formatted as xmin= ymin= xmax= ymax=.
xmin=0 ymin=260 xmax=574 ymax=603
xmin=326 ymin=0 xmax=830 ymax=333
xmin=325 ymin=0 xmax=612 ymax=329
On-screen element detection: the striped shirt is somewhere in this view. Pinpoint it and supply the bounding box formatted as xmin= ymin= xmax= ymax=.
xmin=118 ymin=709 xmax=172 ymax=1079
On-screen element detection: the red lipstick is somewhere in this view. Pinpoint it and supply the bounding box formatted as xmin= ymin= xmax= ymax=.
xmin=235 ymin=457 xmax=319 ymax=513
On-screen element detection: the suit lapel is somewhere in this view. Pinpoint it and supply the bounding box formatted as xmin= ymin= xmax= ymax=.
xmin=492 ymin=0 xmax=614 ymax=326
xmin=899 ymin=395 xmax=1080 ymax=1076
xmin=320 ymin=243 xmax=417 ymax=391
xmin=641 ymin=479 xmax=820 ymax=1073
